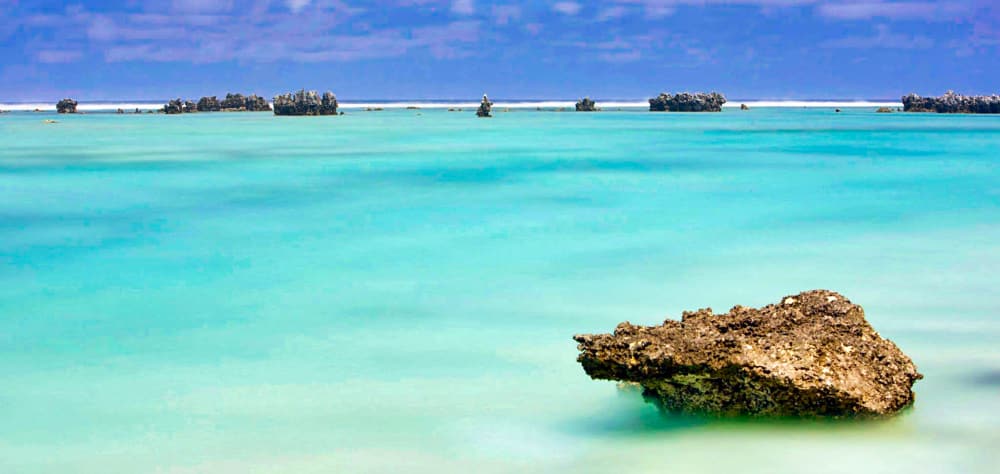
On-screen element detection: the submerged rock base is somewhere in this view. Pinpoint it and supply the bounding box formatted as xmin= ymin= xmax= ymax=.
xmin=574 ymin=290 xmax=922 ymax=418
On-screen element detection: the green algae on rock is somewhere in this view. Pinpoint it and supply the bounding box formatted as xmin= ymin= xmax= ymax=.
xmin=574 ymin=290 xmax=922 ymax=418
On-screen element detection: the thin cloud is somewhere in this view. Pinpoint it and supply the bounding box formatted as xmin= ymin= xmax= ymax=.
xmin=287 ymin=0 xmax=313 ymax=13
xmin=491 ymin=4 xmax=522 ymax=25
xmin=552 ymin=2 xmax=582 ymax=16
xmin=597 ymin=6 xmax=629 ymax=21
xmin=36 ymin=50 xmax=84 ymax=63
xmin=822 ymin=25 xmax=935 ymax=49
xmin=451 ymin=0 xmax=475 ymax=15
xmin=817 ymin=2 xmax=973 ymax=21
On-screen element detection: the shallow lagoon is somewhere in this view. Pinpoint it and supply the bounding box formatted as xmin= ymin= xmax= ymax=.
xmin=1 ymin=108 xmax=998 ymax=473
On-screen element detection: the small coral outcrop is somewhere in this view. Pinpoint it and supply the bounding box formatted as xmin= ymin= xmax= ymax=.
xmin=56 ymin=98 xmax=78 ymax=114
xmin=476 ymin=94 xmax=493 ymax=117
xmin=575 ymin=97 xmax=597 ymax=111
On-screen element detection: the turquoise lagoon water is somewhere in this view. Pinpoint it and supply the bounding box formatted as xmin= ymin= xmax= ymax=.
xmin=0 ymin=108 xmax=998 ymax=473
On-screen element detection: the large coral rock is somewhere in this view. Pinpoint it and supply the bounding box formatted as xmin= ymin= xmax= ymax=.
xmin=56 ymin=98 xmax=78 ymax=114
xmin=649 ymin=92 xmax=726 ymax=112
xmin=902 ymin=91 xmax=1000 ymax=113
xmin=574 ymin=290 xmax=922 ymax=418
xmin=273 ymin=90 xmax=338 ymax=116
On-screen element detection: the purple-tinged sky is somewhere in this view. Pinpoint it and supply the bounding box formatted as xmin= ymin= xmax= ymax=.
xmin=0 ymin=1 xmax=997 ymax=101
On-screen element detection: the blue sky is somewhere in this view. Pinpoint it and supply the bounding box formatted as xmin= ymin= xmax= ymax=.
xmin=0 ymin=1 xmax=997 ymax=101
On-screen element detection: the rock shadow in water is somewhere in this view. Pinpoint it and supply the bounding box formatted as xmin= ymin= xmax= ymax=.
xmin=969 ymin=370 xmax=1000 ymax=387
xmin=562 ymin=384 xmax=908 ymax=438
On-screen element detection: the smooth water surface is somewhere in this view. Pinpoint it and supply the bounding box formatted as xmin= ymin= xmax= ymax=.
xmin=1 ymin=108 xmax=998 ymax=473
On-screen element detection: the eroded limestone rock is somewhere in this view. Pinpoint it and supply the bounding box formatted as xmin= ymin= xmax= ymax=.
xmin=56 ymin=98 xmax=78 ymax=114
xmin=649 ymin=92 xmax=726 ymax=112
xmin=197 ymin=96 xmax=222 ymax=112
xmin=273 ymin=90 xmax=338 ymax=116
xmin=576 ymin=97 xmax=597 ymax=111
xmin=574 ymin=290 xmax=922 ymax=418
xmin=902 ymin=91 xmax=1000 ymax=113
xmin=476 ymin=94 xmax=493 ymax=117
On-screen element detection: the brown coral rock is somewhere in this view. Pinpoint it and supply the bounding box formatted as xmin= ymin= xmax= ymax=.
xmin=574 ymin=290 xmax=922 ymax=418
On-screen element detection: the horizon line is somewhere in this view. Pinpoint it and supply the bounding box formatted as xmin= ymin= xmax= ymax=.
xmin=1 ymin=99 xmax=905 ymax=111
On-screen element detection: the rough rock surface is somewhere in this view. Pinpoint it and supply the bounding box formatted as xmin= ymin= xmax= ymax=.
xmin=476 ymin=94 xmax=493 ymax=117
xmin=245 ymin=94 xmax=271 ymax=111
xmin=876 ymin=107 xmax=893 ymax=113
xmin=902 ymin=91 xmax=1000 ymax=113
xmin=574 ymin=290 xmax=922 ymax=418
xmin=163 ymin=99 xmax=185 ymax=114
xmin=740 ymin=103 xmax=750 ymax=111
xmin=576 ymin=97 xmax=597 ymax=111
xmin=197 ymin=96 xmax=222 ymax=112
xmin=56 ymin=98 xmax=78 ymax=114
xmin=273 ymin=90 xmax=338 ymax=116
xmin=221 ymin=93 xmax=247 ymax=110
xmin=220 ymin=93 xmax=271 ymax=111
xmin=649 ymin=92 xmax=726 ymax=112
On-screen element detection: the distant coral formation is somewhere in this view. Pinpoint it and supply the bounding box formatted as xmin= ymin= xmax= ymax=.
xmin=649 ymin=92 xmax=726 ymax=112
xmin=272 ymin=90 xmax=339 ymax=116
xmin=56 ymin=98 xmax=78 ymax=114
xmin=163 ymin=99 xmax=186 ymax=114
xmin=163 ymin=93 xmax=272 ymax=114
xmin=902 ymin=91 xmax=1000 ymax=114
xmin=476 ymin=94 xmax=493 ymax=117
xmin=575 ymin=97 xmax=597 ymax=111
xmin=221 ymin=93 xmax=271 ymax=112
xmin=197 ymin=96 xmax=222 ymax=112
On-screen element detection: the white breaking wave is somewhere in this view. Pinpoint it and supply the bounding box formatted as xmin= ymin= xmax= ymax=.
xmin=726 ymin=100 xmax=901 ymax=108
xmin=0 ymin=100 xmax=903 ymax=112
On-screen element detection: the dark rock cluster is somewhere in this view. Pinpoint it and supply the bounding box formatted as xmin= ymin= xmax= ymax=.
xmin=902 ymin=91 xmax=1000 ymax=113
xmin=272 ymin=90 xmax=339 ymax=116
xmin=476 ymin=94 xmax=493 ymax=117
xmin=164 ymin=93 xmax=273 ymax=114
xmin=576 ymin=97 xmax=597 ymax=111
xmin=220 ymin=93 xmax=271 ymax=112
xmin=56 ymin=98 xmax=78 ymax=114
xmin=574 ymin=290 xmax=922 ymax=418
xmin=163 ymin=99 xmax=196 ymax=114
xmin=649 ymin=92 xmax=726 ymax=112
xmin=197 ymin=96 xmax=222 ymax=112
